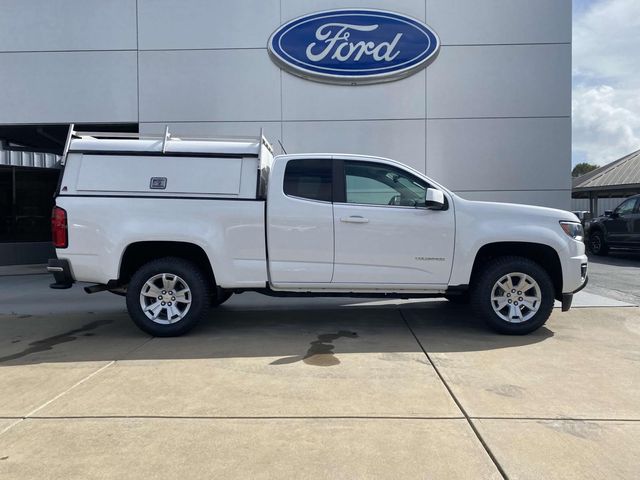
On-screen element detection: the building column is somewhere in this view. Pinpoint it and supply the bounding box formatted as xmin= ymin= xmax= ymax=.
xmin=589 ymin=192 xmax=598 ymax=217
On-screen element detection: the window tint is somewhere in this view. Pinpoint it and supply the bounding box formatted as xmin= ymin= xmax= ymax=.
xmin=344 ymin=161 xmax=427 ymax=207
xmin=616 ymin=198 xmax=637 ymax=216
xmin=283 ymin=159 xmax=332 ymax=202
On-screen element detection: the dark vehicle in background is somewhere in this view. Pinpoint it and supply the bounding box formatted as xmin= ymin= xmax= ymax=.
xmin=571 ymin=210 xmax=592 ymax=227
xmin=586 ymin=194 xmax=640 ymax=255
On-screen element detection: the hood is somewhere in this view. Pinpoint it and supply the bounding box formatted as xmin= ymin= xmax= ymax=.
xmin=455 ymin=197 xmax=579 ymax=223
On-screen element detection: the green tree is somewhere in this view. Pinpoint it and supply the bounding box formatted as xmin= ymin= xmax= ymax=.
xmin=572 ymin=162 xmax=599 ymax=178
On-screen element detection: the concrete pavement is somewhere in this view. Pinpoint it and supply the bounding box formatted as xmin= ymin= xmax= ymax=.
xmin=475 ymin=419 xmax=640 ymax=480
xmin=585 ymin=251 xmax=640 ymax=305
xmin=0 ymin=418 xmax=501 ymax=479
xmin=0 ymin=274 xmax=639 ymax=479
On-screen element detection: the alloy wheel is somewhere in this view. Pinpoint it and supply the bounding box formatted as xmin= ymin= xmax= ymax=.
xmin=139 ymin=273 xmax=192 ymax=324
xmin=490 ymin=272 xmax=542 ymax=323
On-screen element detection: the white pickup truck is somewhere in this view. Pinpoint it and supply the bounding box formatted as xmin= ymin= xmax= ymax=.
xmin=48 ymin=130 xmax=587 ymax=336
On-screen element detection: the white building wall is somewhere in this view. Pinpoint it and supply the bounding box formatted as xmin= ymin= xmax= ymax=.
xmin=0 ymin=0 xmax=572 ymax=208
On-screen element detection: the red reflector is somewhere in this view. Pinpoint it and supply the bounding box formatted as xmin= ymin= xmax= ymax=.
xmin=51 ymin=206 xmax=68 ymax=248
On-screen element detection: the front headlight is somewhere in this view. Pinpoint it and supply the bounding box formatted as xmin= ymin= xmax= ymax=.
xmin=559 ymin=221 xmax=584 ymax=242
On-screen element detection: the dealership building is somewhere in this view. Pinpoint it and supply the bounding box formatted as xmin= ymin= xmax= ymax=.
xmin=0 ymin=0 xmax=572 ymax=265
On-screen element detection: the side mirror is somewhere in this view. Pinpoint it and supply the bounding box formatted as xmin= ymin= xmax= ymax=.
xmin=425 ymin=188 xmax=445 ymax=210
xmin=604 ymin=210 xmax=613 ymax=217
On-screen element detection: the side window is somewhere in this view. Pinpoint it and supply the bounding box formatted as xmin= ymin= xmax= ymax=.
xmin=615 ymin=198 xmax=637 ymax=216
xmin=283 ymin=159 xmax=332 ymax=202
xmin=344 ymin=161 xmax=427 ymax=207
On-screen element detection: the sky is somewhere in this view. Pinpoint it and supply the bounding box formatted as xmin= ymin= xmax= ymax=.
xmin=572 ymin=0 xmax=640 ymax=166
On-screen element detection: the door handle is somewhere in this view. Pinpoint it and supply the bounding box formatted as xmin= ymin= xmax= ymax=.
xmin=341 ymin=215 xmax=369 ymax=224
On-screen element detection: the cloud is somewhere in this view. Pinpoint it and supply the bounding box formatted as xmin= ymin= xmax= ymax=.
xmin=572 ymin=0 xmax=640 ymax=165
xmin=572 ymin=85 xmax=640 ymax=164
xmin=573 ymin=0 xmax=640 ymax=83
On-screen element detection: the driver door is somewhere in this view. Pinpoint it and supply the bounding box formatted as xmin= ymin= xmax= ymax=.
xmin=607 ymin=197 xmax=638 ymax=246
xmin=331 ymin=159 xmax=454 ymax=287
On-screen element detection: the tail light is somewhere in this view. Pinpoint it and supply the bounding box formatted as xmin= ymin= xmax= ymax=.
xmin=51 ymin=206 xmax=68 ymax=248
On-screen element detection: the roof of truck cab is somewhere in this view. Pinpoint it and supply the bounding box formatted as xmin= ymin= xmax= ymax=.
xmin=68 ymin=137 xmax=262 ymax=157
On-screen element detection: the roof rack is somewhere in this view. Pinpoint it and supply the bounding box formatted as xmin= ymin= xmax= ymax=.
xmin=61 ymin=124 xmax=274 ymax=164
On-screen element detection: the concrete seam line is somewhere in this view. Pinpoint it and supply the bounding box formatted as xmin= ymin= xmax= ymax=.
xmin=399 ymin=310 xmax=509 ymax=480
xmin=23 ymin=334 xmax=154 ymax=418
xmin=0 ymin=361 xmax=116 ymax=438
xmin=471 ymin=417 xmax=640 ymax=422
xmin=0 ymin=419 xmax=23 ymax=438
xmin=24 ymin=415 xmax=467 ymax=421
xmin=118 ymin=335 xmax=154 ymax=361
xmin=0 ymin=336 xmax=153 ymax=437
xmin=24 ymin=361 xmax=116 ymax=419
xmin=14 ymin=415 xmax=640 ymax=422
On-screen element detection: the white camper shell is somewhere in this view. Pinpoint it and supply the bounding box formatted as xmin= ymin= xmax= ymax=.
xmin=61 ymin=129 xmax=274 ymax=200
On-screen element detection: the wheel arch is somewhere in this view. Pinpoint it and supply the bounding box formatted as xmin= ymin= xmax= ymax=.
xmin=588 ymin=223 xmax=605 ymax=235
xmin=470 ymin=242 xmax=563 ymax=300
xmin=118 ymin=241 xmax=216 ymax=288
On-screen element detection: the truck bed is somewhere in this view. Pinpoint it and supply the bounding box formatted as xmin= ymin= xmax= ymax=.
xmin=56 ymin=195 xmax=268 ymax=288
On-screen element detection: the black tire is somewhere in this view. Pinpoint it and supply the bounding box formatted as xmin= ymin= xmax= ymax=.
xmin=444 ymin=292 xmax=470 ymax=305
xmin=588 ymin=230 xmax=609 ymax=256
xmin=470 ymin=256 xmax=555 ymax=335
xmin=212 ymin=289 xmax=232 ymax=307
xmin=126 ymin=257 xmax=210 ymax=337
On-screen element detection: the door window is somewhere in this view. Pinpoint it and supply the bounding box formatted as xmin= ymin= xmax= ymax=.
xmin=615 ymin=198 xmax=637 ymax=216
xmin=283 ymin=159 xmax=332 ymax=202
xmin=343 ymin=161 xmax=427 ymax=207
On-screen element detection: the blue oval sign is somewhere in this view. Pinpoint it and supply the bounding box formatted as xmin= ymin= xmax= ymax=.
xmin=268 ymin=9 xmax=440 ymax=85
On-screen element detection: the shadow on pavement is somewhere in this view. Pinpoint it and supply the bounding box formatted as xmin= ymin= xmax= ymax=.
xmin=0 ymin=301 xmax=554 ymax=366
xmin=587 ymin=251 xmax=640 ymax=267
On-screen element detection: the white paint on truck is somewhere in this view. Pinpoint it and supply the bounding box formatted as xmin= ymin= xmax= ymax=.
xmin=49 ymin=131 xmax=588 ymax=336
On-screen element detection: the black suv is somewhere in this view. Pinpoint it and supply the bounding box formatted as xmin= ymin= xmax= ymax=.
xmin=586 ymin=194 xmax=640 ymax=255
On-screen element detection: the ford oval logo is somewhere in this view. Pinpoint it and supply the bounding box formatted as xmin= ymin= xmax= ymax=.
xmin=268 ymin=9 xmax=440 ymax=85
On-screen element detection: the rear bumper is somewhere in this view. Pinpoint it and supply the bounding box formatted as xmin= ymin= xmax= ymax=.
xmin=47 ymin=258 xmax=74 ymax=289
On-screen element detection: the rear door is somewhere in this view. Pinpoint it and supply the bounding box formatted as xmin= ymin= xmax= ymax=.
xmin=266 ymin=157 xmax=335 ymax=286
xmin=331 ymin=159 xmax=454 ymax=288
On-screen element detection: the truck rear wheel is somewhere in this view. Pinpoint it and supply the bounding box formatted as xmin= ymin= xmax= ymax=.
xmin=126 ymin=257 xmax=210 ymax=337
xmin=471 ymin=256 xmax=554 ymax=335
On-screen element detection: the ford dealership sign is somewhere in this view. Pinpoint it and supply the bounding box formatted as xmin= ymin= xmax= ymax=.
xmin=268 ymin=9 xmax=440 ymax=85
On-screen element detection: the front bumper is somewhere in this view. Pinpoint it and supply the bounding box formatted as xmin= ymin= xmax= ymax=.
xmin=563 ymin=251 xmax=588 ymax=292
xmin=561 ymin=274 xmax=589 ymax=312
xmin=47 ymin=258 xmax=74 ymax=289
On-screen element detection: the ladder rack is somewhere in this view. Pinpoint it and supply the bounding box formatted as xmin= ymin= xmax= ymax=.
xmin=61 ymin=124 xmax=275 ymax=163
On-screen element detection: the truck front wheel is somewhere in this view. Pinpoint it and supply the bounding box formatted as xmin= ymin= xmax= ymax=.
xmin=126 ymin=257 xmax=210 ymax=337
xmin=471 ymin=256 xmax=554 ymax=335
xmin=588 ymin=230 xmax=608 ymax=256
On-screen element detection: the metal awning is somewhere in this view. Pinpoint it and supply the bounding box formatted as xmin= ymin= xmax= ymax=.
xmin=572 ymin=149 xmax=640 ymax=197
xmin=0 ymin=123 xmax=138 ymax=155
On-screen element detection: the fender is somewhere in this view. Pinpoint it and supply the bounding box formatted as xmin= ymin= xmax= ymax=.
xmin=449 ymin=197 xmax=580 ymax=289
